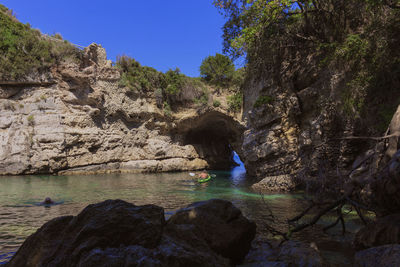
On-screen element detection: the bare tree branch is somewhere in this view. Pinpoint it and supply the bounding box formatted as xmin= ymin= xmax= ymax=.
xmin=336 ymin=131 xmax=400 ymax=141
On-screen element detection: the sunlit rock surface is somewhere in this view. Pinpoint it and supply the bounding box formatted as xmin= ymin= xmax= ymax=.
xmin=251 ymin=174 xmax=296 ymax=193
xmin=0 ymin=44 xmax=244 ymax=175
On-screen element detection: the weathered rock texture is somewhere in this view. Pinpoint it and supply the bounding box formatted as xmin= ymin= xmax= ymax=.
xmin=251 ymin=174 xmax=295 ymax=193
xmin=6 ymin=199 xmax=255 ymax=267
xmin=0 ymin=44 xmax=244 ymax=175
xmin=242 ymin=54 xmax=400 ymax=191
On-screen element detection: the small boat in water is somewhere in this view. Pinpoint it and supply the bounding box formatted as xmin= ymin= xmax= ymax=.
xmin=189 ymin=172 xmax=215 ymax=183
xmin=197 ymin=174 xmax=213 ymax=183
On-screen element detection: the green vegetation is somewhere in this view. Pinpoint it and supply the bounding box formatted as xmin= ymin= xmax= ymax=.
xmin=117 ymin=55 xmax=212 ymax=113
xmin=194 ymin=93 xmax=209 ymax=107
xmin=254 ymin=95 xmax=273 ymax=108
xmin=116 ymin=55 xmax=164 ymax=92
xmin=27 ymin=115 xmax=34 ymax=126
xmin=227 ymin=92 xmax=242 ymax=112
xmin=199 ymin=53 xmax=245 ymax=94
xmin=0 ymin=4 xmax=81 ymax=80
xmin=215 ymin=0 xmax=400 ymax=130
xmin=213 ymin=99 xmax=221 ymax=107
xmin=164 ymin=68 xmax=184 ymax=95
xmin=200 ymin=53 xmax=235 ymax=87
xmin=163 ymin=101 xmax=172 ymax=117
xmin=197 ymin=53 xmax=244 ymax=112
xmin=231 ymin=67 xmax=245 ymax=90
xmin=335 ymin=34 xmax=369 ymax=64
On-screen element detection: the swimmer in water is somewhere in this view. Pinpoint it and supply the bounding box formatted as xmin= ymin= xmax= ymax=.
xmin=198 ymin=170 xmax=208 ymax=179
xmin=41 ymin=197 xmax=54 ymax=205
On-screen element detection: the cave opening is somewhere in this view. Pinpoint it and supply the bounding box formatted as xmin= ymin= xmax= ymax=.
xmin=177 ymin=111 xmax=245 ymax=170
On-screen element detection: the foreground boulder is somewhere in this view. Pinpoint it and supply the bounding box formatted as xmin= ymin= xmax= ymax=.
xmin=7 ymin=199 xmax=256 ymax=267
xmin=168 ymin=199 xmax=257 ymax=264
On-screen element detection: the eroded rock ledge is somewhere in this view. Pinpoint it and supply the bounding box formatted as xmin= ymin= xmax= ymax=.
xmin=6 ymin=199 xmax=256 ymax=267
xmin=0 ymin=44 xmax=244 ymax=175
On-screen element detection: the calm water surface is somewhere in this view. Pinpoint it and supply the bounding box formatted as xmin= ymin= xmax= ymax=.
xmin=0 ymin=166 xmax=363 ymax=266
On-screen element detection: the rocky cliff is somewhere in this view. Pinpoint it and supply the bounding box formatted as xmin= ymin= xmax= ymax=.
xmin=239 ymin=2 xmax=400 ymax=191
xmin=0 ymin=44 xmax=244 ymax=175
xmin=243 ymin=60 xmax=399 ymax=191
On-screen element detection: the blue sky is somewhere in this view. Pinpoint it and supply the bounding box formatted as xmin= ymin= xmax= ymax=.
xmin=1 ymin=0 xmax=227 ymax=77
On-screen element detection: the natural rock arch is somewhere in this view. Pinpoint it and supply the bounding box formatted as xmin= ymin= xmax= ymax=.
xmin=172 ymin=109 xmax=245 ymax=169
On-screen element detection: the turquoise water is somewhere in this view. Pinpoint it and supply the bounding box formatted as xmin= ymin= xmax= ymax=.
xmin=0 ymin=166 xmax=362 ymax=265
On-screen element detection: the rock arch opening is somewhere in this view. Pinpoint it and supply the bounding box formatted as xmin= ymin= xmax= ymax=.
xmin=175 ymin=110 xmax=245 ymax=170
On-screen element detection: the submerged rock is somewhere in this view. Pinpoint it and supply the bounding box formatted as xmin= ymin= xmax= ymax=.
xmin=7 ymin=199 xmax=256 ymax=267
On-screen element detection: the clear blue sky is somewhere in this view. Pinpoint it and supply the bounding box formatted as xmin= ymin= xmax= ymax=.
xmin=1 ymin=0 xmax=227 ymax=77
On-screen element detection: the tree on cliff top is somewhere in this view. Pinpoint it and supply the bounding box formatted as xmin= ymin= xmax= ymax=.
xmin=200 ymin=53 xmax=235 ymax=88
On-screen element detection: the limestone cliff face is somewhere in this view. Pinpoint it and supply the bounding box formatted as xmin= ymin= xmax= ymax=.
xmin=0 ymin=44 xmax=244 ymax=175
xmin=241 ymin=54 xmax=400 ymax=189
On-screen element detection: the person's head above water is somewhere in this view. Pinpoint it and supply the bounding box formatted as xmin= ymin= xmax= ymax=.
xmin=199 ymin=170 xmax=208 ymax=178
xmin=43 ymin=197 xmax=54 ymax=205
